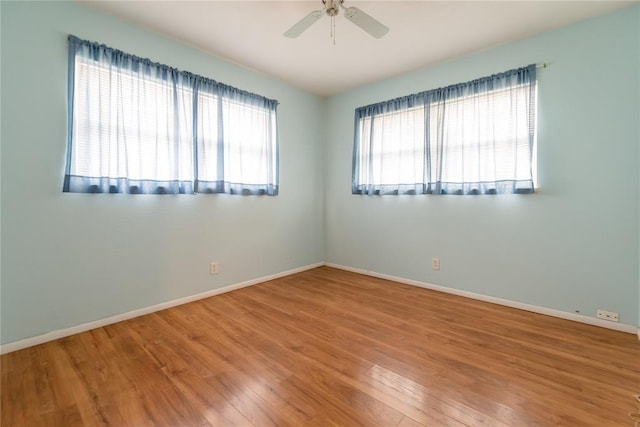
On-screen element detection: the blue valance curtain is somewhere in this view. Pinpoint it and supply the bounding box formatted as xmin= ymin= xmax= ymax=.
xmin=64 ymin=35 xmax=279 ymax=195
xmin=353 ymin=64 xmax=537 ymax=195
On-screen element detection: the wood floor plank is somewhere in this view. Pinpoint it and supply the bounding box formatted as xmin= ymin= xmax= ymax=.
xmin=397 ymin=415 xmax=426 ymax=427
xmin=2 ymin=266 xmax=639 ymax=426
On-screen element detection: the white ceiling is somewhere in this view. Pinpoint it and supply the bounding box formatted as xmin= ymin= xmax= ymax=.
xmin=84 ymin=0 xmax=634 ymax=97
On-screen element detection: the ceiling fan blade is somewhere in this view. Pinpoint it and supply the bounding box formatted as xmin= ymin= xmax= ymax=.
xmin=343 ymin=7 xmax=389 ymax=39
xmin=284 ymin=10 xmax=324 ymax=38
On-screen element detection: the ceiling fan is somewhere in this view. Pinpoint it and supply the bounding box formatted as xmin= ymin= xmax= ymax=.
xmin=284 ymin=0 xmax=389 ymax=40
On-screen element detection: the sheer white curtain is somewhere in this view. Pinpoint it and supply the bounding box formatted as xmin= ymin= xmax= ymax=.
xmin=196 ymin=84 xmax=278 ymax=195
xmin=359 ymin=106 xmax=425 ymax=186
xmin=426 ymin=69 xmax=537 ymax=194
xmin=353 ymin=65 xmax=537 ymax=195
xmin=353 ymin=97 xmax=429 ymax=195
xmin=64 ymin=36 xmax=278 ymax=195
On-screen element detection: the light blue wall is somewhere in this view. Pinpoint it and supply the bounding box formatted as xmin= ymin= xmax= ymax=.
xmin=2 ymin=2 xmax=639 ymax=346
xmin=325 ymin=5 xmax=640 ymax=327
xmin=0 ymin=1 xmax=325 ymax=344
xmin=637 ymin=4 xmax=640 ymax=331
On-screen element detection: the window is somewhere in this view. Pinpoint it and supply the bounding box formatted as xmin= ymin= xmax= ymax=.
xmin=353 ymin=65 xmax=537 ymax=195
xmin=64 ymin=35 xmax=278 ymax=195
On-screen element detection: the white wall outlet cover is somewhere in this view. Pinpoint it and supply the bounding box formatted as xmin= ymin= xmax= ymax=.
xmin=210 ymin=262 xmax=219 ymax=275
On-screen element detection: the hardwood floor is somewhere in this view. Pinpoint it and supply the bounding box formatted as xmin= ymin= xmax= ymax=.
xmin=2 ymin=266 xmax=639 ymax=426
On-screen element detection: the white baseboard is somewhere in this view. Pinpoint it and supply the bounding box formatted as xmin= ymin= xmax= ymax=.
xmin=0 ymin=262 xmax=324 ymax=355
xmin=325 ymin=262 xmax=639 ymax=335
xmin=3 ymin=261 xmax=637 ymax=354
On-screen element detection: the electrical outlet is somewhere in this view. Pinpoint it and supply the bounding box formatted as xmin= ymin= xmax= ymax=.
xmin=210 ymin=262 xmax=219 ymax=275
xmin=596 ymin=309 xmax=619 ymax=322
xmin=432 ymin=258 xmax=440 ymax=271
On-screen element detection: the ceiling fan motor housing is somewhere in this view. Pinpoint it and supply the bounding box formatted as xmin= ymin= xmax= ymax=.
xmin=322 ymin=0 xmax=343 ymax=17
